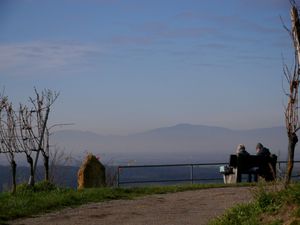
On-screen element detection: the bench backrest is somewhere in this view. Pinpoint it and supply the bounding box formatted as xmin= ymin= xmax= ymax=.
xmin=229 ymin=154 xmax=277 ymax=172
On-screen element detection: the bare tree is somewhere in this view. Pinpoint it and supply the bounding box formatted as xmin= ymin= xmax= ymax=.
xmin=27 ymin=88 xmax=59 ymax=184
xmin=283 ymin=1 xmax=300 ymax=186
xmin=0 ymin=98 xmax=20 ymax=193
xmin=0 ymin=88 xmax=59 ymax=190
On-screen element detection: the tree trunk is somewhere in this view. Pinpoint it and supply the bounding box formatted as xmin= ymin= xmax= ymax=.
xmin=31 ymin=106 xmax=50 ymax=183
xmin=11 ymin=160 xmax=16 ymax=194
xmin=283 ymin=5 xmax=300 ymax=188
xmin=285 ymin=132 xmax=298 ymax=186
xmin=291 ymin=6 xmax=300 ymax=66
xmin=27 ymin=155 xmax=35 ymax=187
xmin=44 ymin=155 xmax=49 ymax=182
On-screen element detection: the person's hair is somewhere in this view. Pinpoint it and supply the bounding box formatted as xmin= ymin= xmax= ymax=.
xmin=256 ymin=143 xmax=263 ymax=150
xmin=236 ymin=144 xmax=245 ymax=154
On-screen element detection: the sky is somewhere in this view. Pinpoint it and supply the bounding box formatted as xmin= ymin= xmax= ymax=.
xmin=0 ymin=0 xmax=296 ymax=135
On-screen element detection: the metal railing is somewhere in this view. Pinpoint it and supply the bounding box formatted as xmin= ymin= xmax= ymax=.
xmin=117 ymin=161 xmax=300 ymax=187
xmin=277 ymin=160 xmax=300 ymax=178
xmin=117 ymin=162 xmax=227 ymax=187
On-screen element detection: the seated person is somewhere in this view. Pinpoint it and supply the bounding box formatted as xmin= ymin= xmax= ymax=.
xmin=256 ymin=143 xmax=271 ymax=157
xmin=236 ymin=144 xmax=252 ymax=182
xmin=236 ymin=144 xmax=250 ymax=156
xmin=255 ymin=143 xmax=275 ymax=181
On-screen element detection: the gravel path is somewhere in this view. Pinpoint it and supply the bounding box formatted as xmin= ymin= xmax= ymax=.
xmin=11 ymin=186 xmax=254 ymax=225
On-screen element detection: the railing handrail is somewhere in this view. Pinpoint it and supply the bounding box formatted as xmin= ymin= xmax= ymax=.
xmin=118 ymin=162 xmax=228 ymax=169
xmin=278 ymin=160 xmax=300 ymax=164
xmin=118 ymin=160 xmax=300 ymax=169
xmin=117 ymin=160 xmax=300 ymax=187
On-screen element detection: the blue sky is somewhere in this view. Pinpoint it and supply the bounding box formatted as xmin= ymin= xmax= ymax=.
xmin=0 ymin=0 xmax=296 ymax=134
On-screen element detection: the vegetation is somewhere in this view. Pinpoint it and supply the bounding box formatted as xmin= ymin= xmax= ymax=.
xmin=0 ymin=181 xmax=251 ymax=224
xmin=210 ymin=182 xmax=300 ymax=225
xmin=0 ymin=89 xmax=59 ymax=193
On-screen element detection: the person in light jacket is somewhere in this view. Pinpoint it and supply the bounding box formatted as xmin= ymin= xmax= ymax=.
xmin=235 ymin=144 xmax=252 ymax=182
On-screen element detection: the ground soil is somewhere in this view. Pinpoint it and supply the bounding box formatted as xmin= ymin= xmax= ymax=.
xmin=11 ymin=186 xmax=254 ymax=225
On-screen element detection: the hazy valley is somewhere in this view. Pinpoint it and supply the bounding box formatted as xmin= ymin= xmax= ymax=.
xmin=49 ymin=124 xmax=293 ymax=165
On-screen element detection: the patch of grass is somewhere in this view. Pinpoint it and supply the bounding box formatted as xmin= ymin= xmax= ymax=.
xmin=16 ymin=181 xmax=57 ymax=193
xmin=0 ymin=182 xmax=251 ymax=223
xmin=209 ymin=201 xmax=261 ymax=225
xmin=294 ymin=207 xmax=300 ymax=218
xmin=268 ymin=219 xmax=284 ymax=225
xmin=255 ymin=189 xmax=282 ymax=213
xmin=210 ymin=182 xmax=300 ymax=225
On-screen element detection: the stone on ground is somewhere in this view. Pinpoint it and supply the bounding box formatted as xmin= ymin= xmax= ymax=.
xmin=77 ymin=154 xmax=106 ymax=189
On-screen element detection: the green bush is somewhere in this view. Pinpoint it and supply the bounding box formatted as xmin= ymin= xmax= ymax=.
xmin=15 ymin=181 xmax=57 ymax=193
xmin=15 ymin=183 xmax=34 ymax=193
xmin=33 ymin=181 xmax=57 ymax=192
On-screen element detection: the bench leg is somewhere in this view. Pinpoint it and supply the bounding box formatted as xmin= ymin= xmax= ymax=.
xmin=247 ymin=174 xmax=252 ymax=182
xmin=253 ymin=174 xmax=258 ymax=182
xmin=237 ymin=171 xmax=241 ymax=183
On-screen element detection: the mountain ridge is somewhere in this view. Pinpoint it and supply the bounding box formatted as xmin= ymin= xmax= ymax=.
xmin=53 ymin=124 xmax=286 ymax=137
xmin=49 ymin=124 xmax=291 ymax=165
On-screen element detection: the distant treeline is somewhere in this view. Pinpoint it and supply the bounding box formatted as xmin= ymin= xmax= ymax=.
xmin=0 ymin=165 xmax=78 ymax=192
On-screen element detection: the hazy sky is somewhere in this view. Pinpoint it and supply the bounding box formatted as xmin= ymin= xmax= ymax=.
xmin=0 ymin=0 xmax=296 ymax=135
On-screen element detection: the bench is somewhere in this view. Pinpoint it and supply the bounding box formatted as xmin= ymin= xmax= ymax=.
xmin=222 ymin=154 xmax=277 ymax=183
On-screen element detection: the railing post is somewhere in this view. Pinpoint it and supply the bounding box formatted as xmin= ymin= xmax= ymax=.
xmin=278 ymin=161 xmax=282 ymax=179
xmin=190 ymin=165 xmax=194 ymax=184
xmin=117 ymin=166 xmax=120 ymax=187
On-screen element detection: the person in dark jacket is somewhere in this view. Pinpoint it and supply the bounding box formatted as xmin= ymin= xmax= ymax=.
xmin=256 ymin=143 xmax=271 ymax=157
xmin=255 ymin=143 xmax=275 ymax=181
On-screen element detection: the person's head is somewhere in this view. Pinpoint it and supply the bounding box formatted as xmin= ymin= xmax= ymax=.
xmin=236 ymin=144 xmax=245 ymax=154
xmin=256 ymin=143 xmax=263 ymax=152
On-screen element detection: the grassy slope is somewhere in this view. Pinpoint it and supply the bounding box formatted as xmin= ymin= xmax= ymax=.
xmin=210 ymin=182 xmax=300 ymax=225
xmin=0 ymin=182 xmax=250 ymax=224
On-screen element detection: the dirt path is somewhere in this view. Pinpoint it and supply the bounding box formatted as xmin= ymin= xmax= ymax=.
xmin=11 ymin=187 xmax=254 ymax=225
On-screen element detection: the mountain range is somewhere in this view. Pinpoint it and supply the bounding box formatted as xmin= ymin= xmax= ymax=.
xmin=0 ymin=124 xmax=297 ymax=191
xmin=49 ymin=124 xmax=293 ymax=165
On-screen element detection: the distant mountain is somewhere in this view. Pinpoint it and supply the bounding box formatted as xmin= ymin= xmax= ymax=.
xmin=139 ymin=123 xmax=232 ymax=134
xmin=50 ymin=124 xmax=292 ymax=165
